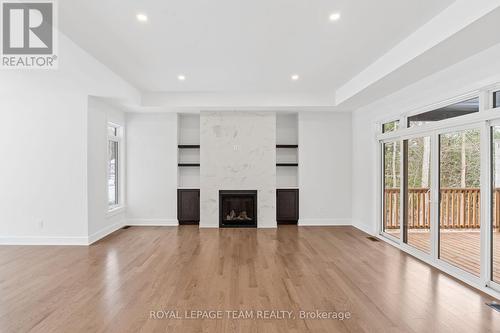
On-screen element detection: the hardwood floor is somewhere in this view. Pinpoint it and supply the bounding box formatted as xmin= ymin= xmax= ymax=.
xmin=1 ymin=226 xmax=499 ymax=333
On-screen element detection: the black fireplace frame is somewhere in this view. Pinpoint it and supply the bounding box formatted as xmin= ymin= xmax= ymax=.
xmin=219 ymin=190 xmax=257 ymax=228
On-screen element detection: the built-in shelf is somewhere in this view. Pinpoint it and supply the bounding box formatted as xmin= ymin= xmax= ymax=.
xmin=276 ymin=144 xmax=298 ymax=164
xmin=276 ymin=114 xmax=299 ymax=189
xmin=178 ymin=114 xmax=201 ymax=189
xmin=178 ymin=163 xmax=200 ymax=167
xmin=178 ymin=145 xmax=200 ymax=149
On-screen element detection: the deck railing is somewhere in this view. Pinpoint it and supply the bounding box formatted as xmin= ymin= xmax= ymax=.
xmin=384 ymin=188 xmax=500 ymax=230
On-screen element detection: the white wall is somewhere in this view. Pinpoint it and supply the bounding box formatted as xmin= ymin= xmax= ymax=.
xmin=87 ymin=97 xmax=126 ymax=243
xmin=126 ymin=113 xmax=178 ymax=226
xmin=299 ymin=112 xmax=352 ymax=226
xmin=351 ymin=42 xmax=500 ymax=235
xmin=276 ymin=113 xmax=298 ymax=145
xmin=0 ymin=33 xmax=139 ymax=245
xmin=200 ymin=112 xmax=276 ymax=228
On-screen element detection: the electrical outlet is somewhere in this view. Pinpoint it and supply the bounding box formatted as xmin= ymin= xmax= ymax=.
xmin=233 ymin=145 xmax=239 ymax=151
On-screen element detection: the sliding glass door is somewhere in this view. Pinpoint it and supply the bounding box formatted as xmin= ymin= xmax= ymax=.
xmin=439 ymin=129 xmax=481 ymax=276
xmin=404 ymin=136 xmax=432 ymax=253
xmin=383 ymin=141 xmax=401 ymax=238
xmin=491 ymin=126 xmax=500 ymax=284
xmin=378 ymin=90 xmax=500 ymax=294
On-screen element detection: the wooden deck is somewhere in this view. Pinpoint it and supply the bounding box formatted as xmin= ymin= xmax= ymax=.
xmin=387 ymin=230 xmax=500 ymax=281
xmin=384 ymin=187 xmax=500 ymax=281
xmin=384 ymin=188 xmax=486 ymax=230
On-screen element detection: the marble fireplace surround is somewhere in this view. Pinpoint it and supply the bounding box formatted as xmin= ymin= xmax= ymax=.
xmin=200 ymin=111 xmax=277 ymax=228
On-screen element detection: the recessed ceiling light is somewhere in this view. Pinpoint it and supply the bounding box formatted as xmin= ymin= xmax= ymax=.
xmin=136 ymin=13 xmax=148 ymax=22
xmin=291 ymin=74 xmax=299 ymax=81
xmin=178 ymin=74 xmax=186 ymax=81
xmin=329 ymin=12 xmax=341 ymax=22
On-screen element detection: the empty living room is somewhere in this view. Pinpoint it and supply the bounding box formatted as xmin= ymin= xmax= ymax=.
xmin=3 ymin=0 xmax=500 ymax=332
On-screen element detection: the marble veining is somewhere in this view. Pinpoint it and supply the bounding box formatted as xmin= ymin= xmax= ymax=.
xmin=200 ymin=111 xmax=276 ymax=228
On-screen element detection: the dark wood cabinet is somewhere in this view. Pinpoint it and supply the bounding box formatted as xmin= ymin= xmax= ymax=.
xmin=177 ymin=189 xmax=200 ymax=225
xmin=276 ymin=189 xmax=299 ymax=224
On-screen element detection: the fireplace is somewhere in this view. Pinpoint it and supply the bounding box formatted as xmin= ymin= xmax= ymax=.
xmin=219 ymin=190 xmax=257 ymax=228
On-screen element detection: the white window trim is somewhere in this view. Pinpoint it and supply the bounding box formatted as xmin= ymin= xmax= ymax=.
xmin=107 ymin=205 xmax=125 ymax=218
xmin=376 ymin=86 xmax=500 ymax=300
xmin=404 ymin=91 xmax=480 ymax=120
xmin=107 ymin=122 xmax=124 ymax=214
xmin=492 ymin=89 xmax=500 ymax=110
xmin=375 ymin=89 xmax=496 ymax=140
xmin=381 ymin=119 xmax=401 ymax=134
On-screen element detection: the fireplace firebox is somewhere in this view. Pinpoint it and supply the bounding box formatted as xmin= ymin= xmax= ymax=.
xmin=219 ymin=190 xmax=257 ymax=228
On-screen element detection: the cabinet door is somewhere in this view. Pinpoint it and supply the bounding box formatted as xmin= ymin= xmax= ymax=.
xmin=276 ymin=189 xmax=299 ymax=224
xmin=177 ymin=189 xmax=200 ymax=224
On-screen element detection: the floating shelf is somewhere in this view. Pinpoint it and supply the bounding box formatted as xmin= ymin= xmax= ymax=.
xmin=276 ymin=163 xmax=298 ymax=167
xmin=178 ymin=145 xmax=200 ymax=149
xmin=276 ymin=145 xmax=298 ymax=148
xmin=178 ymin=163 xmax=200 ymax=167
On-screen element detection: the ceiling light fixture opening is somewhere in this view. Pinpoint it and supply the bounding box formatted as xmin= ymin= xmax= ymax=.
xmin=291 ymin=74 xmax=300 ymax=81
xmin=136 ymin=13 xmax=148 ymax=22
xmin=178 ymin=75 xmax=186 ymax=81
xmin=329 ymin=12 xmax=341 ymax=22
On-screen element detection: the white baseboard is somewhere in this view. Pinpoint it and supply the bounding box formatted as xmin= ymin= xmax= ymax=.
xmin=0 ymin=219 xmax=354 ymax=246
xmin=88 ymin=220 xmax=126 ymax=245
xmin=0 ymin=221 xmax=126 ymax=246
xmin=0 ymin=219 xmax=178 ymax=246
xmin=298 ymin=218 xmax=351 ymax=226
xmin=126 ymin=219 xmax=179 ymax=226
xmin=351 ymin=220 xmax=377 ymax=236
xmin=0 ymin=236 xmax=88 ymax=246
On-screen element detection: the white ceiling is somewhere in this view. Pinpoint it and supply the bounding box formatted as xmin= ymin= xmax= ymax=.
xmin=59 ymin=0 xmax=454 ymax=95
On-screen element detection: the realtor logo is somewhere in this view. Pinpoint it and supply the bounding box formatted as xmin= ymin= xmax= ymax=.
xmin=1 ymin=0 xmax=57 ymax=68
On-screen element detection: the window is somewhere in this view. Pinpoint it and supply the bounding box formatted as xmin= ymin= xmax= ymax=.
xmin=408 ymin=97 xmax=479 ymax=128
xmin=383 ymin=141 xmax=401 ymax=238
xmin=108 ymin=124 xmax=120 ymax=209
xmin=382 ymin=120 xmax=399 ymax=133
xmin=494 ymin=91 xmax=500 ymax=108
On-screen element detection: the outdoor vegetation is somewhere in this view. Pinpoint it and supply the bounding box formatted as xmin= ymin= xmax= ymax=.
xmin=384 ymin=130 xmax=481 ymax=189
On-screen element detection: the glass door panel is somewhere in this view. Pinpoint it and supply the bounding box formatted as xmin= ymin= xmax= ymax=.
xmin=383 ymin=142 xmax=401 ymax=238
xmin=404 ymin=136 xmax=431 ymax=253
xmin=492 ymin=127 xmax=500 ymax=283
xmin=439 ymin=129 xmax=481 ymax=276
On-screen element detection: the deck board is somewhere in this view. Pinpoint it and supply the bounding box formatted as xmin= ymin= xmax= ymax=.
xmin=387 ymin=230 xmax=500 ymax=281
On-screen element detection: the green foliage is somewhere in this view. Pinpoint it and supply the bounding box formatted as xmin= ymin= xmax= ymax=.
xmin=384 ymin=129 xmax=481 ymax=190
xmin=382 ymin=121 xmax=399 ymax=133
xmin=407 ymin=137 xmax=430 ymax=188
xmin=440 ymin=130 xmax=480 ymax=188
xmin=383 ymin=142 xmax=400 ymax=188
